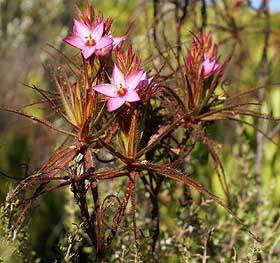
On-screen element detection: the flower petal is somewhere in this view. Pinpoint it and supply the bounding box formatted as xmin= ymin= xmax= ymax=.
xmin=112 ymin=65 xmax=125 ymax=86
xmin=93 ymin=84 xmax=117 ymax=97
xmin=73 ymin=19 xmax=90 ymax=38
xmin=202 ymin=58 xmax=219 ymax=76
xmin=112 ymin=36 xmax=126 ymax=48
xmin=64 ymin=35 xmax=85 ymax=49
xmin=141 ymin=72 xmax=147 ymax=81
xmin=123 ymin=89 xmax=140 ymax=102
xmin=95 ymin=45 xmax=112 ymax=56
xmin=125 ymin=70 xmax=145 ymax=90
xmin=107 ymin=97 xmax=125 ymax=112
xmin=95 ymin=36 xmax=113 ymax=50
xmin=91 ymin=21 xmax=104 ymax=42
xmin=82 ymin=46 xmax=96 ymax=59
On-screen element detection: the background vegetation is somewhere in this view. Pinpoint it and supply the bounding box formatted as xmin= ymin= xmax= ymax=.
xmin=0 ymin=0 xmax=280 ymax=262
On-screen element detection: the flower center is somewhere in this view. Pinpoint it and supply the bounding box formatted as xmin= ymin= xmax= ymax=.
xmin=116 ymin=84 xmax=127 ymax=96
xmin=85 ymin=36 xmax=96 ymax=46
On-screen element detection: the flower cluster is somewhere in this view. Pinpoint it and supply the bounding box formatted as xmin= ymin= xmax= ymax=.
xmin=64 ymin=7 xmax=125 ymax=59
xmin=186 ymin=33 xmax=220 ymax=78
xmin=64 ymin=7 xmax=152 ymax=112
xmin=180 ymin=33 xmax=222 ymax=109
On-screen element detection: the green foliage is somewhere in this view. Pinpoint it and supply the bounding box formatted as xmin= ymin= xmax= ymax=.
xmin=0 ymin=206 xmax=32 ymax=262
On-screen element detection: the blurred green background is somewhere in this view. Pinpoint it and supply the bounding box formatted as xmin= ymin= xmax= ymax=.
xmin=0 ymin=0 xmax=280 ymax=262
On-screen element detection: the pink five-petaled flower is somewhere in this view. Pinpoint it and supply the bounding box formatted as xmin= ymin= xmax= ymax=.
xmin=201 ymin=56 xmax=220 ymax=77
xmin=93 ymin=65 xmax=145 ymax=112
xmin=64 ymin=19 xmax=113 ymax=59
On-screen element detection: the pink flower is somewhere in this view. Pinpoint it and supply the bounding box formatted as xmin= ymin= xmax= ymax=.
xmin=64 ymin=19 xmax=113 ymax=59
xmin=109 ymin=32 xmax=126 ymax=49
xmin=202 ymin=56 xmax=220 ymax=77
xmin=137 ymin=73 xmax=156 ymax=92
xmin=93 ymin=65 xmax=146 ymax=112
xmin=95 ymin=34 xmax=125 ymax=56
